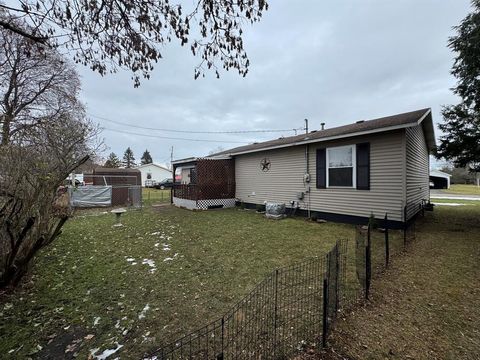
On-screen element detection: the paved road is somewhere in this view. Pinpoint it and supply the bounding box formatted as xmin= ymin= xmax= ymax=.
xmin=430 ymin=189 xmax=480 ymax=200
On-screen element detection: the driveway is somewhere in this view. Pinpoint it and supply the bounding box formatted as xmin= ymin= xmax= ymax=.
xmin=430 ymin=189 xmax=480 ymax=201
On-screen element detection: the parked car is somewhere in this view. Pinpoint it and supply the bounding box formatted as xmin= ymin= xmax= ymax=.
xmin=155 ymin=178 xmax=174 ymax=189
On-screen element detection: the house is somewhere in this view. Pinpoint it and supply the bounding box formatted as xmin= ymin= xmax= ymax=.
xmin=172 ymin=108 xmax=435 ymax=228
xmin=136 ymin=163 xmax=172 ymax=187
xmin=429 ymin=169 xmax=451 ymax=189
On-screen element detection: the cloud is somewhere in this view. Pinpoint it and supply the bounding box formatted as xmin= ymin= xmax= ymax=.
xmin=78 ymin=0 xmax=471 ymax=164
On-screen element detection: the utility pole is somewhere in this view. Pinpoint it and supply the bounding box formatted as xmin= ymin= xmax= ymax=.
xmin=170 ymin=146 xmax=174 ymax=170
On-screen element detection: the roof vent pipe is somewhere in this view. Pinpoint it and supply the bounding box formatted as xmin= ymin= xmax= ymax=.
xmin=320 ymin=122 xmax=325 ymax=130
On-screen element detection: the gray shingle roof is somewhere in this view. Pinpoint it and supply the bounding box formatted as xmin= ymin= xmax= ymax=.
xmin=212 ymin=108 xmax=433 ymax=156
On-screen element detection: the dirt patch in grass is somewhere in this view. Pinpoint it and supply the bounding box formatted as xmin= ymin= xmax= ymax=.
xmin=318 ymin=206 xmax=480 ymax=359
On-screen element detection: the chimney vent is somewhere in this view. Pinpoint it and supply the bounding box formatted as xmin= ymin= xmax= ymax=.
xmin=320 ymin=123 xmax=325 ymax=130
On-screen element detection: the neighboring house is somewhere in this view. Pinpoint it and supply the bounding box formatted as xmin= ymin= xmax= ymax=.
xmin=172 ymin=108 xmax=435 ymax=228
xmin=430 ymin=169 xmax=451 ymax=189
xmin=136 ymin=163 xmax=172 ymax=187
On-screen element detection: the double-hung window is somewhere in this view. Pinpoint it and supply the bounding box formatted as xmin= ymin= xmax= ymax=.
xmin=316 ymin=143 xmax=370 ymax=190
xmin=326 ymin=145 xmax=356 ymax=187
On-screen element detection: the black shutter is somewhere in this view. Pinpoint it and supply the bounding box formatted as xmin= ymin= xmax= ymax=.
xmin=316 ymin=148 xmax=326 ymax=189
xmin=356 ymin=143 xmax=370 ymax=190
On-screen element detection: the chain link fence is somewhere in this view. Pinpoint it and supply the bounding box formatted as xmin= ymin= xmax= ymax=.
xmin=69 ymin=175 xmax=142 ymax=208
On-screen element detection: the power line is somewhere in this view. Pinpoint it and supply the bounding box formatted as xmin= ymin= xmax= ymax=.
xmin=91 ymin=114 xmax=302 ymax=134
xmin=101 ymin=127 xmax=249 ymax=144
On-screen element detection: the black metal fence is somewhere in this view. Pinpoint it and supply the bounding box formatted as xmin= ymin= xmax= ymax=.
xmin=355 ymin=209 xmax=417 ymax=299
xmin=149 ymin=240 xmax=354 ymax=359
xmin=150 ymin=209 xmax=418 ymax=359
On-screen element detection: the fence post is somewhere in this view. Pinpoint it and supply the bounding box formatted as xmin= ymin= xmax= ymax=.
xmin=273 ymin=269 xmax=279 ymax=356
xmin=385 ymin=213 xmax=389 ymax=268
xmin=218 ymin=316 xmax=224 ymax=360
xmin=365 ymin=224 xmax=371 ymax=300
xmin=322 ymin=276 xmax=329 ymax=348
xmin=335 ymin=243 xmax=340 ymax=313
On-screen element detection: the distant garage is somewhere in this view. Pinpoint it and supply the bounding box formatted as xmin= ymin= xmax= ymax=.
xmin=429 ymin=169 xmax=451 ymax=189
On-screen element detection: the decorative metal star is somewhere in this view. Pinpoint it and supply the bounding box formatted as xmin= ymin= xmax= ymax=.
xmin=260 ymin=158 xmax=271 ymax=172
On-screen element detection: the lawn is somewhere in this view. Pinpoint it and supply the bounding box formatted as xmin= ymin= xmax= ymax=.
xmin=441 ymin=184 xmax=480 ymax=195
xmin=325 ymin=202 xmax=480 ymax=359
xmin=0 ymin=201 xmax=356 ymax=359
xmin=142 ymin=188 xmax=171 ymax=206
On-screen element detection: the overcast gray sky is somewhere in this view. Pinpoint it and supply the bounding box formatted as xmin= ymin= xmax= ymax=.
xmin=79 ymin=0 xmax=472 ymax=167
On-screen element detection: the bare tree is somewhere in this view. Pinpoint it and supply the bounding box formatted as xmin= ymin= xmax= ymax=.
xmin=0 ymin=27 xmax=99 ymax=289
xmin=0 ymin=0 xmax=269 ymax=86
xmin=0 ymin=25 xmax=80 ymax=145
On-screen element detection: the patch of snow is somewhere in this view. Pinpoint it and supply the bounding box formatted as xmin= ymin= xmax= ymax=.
xmin=142 ymin=259 xmax=157 ymax=273
xmin=126 ymin=258 xmax=135 ymax=262
xmin=162 ymin=244 xmax=171 ymax=251
xmin=150 ymin=231 xmax=161 ymax=235
xmin=164 ymin=253 xmax=178 ymax=262
xmin=138 ymin=304 xmax=150 ymax=320
xmin=93 ymin=317 xmax=101 ymax=326
xmin=90 ymin=343 xmax=124 ymax=360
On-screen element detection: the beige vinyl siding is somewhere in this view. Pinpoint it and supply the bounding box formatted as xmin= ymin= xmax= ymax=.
xmin=405 ymin=125 xmax=430 ymax=220
xmin=235 ymin=130 xmax=406 ymax=222
xmin=235 ymin=146 xmax=306 ymax=206
xmin=309 ymin=130 xmax=405 ymax=221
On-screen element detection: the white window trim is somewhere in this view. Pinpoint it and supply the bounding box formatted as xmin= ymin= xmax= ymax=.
xmin=326 ymin=145 xmax=356 ymax=188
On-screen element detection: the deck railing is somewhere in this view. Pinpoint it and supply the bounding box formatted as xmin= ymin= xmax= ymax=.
xmin=173 ymin=183 xmax=235 ymax=201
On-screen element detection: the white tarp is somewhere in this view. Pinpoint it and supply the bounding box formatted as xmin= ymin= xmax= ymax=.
xmin=69 ymin=186 xmax=112 ymax=207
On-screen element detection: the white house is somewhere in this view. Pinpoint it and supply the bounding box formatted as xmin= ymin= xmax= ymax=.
xmin=136 ymin=163 xmax=172 ymax=187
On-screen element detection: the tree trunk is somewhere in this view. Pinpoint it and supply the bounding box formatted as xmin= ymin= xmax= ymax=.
xmin=1 ymin=114 xmax=12 ymax=146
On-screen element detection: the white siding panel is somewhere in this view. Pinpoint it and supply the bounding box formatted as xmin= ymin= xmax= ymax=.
xmin=405 ymin=125 xmax=430 ymax=220
xmin=235 ymin=130 xmax=406 ymax=222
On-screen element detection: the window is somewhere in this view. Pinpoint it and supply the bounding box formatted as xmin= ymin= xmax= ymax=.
xmin=327 ymin=145 xmax=355 ymax=187
xmin=316 ymin=143 xmax=369 ymax=190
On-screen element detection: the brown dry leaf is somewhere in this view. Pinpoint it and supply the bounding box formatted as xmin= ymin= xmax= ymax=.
xmin=84 ymin=334 xmax=95 ymax=340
